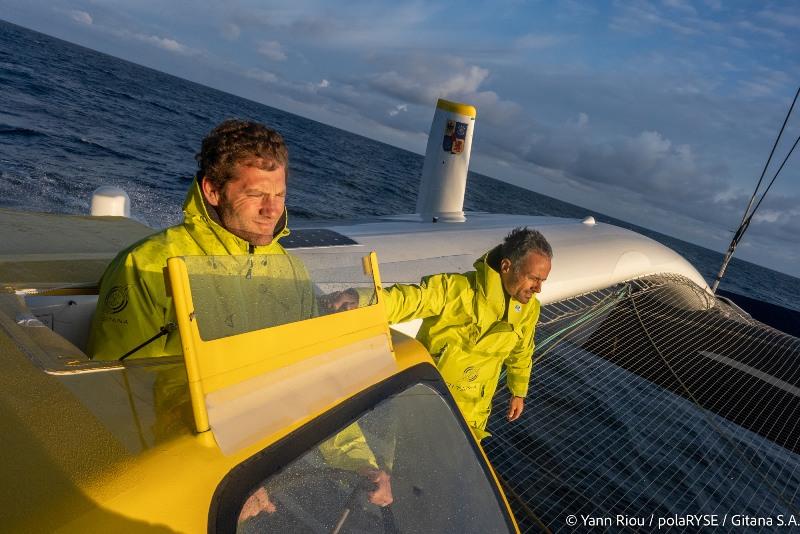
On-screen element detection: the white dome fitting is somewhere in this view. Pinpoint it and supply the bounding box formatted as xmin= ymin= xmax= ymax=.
xmin=90 ymin=186 xmax=130 ymax=217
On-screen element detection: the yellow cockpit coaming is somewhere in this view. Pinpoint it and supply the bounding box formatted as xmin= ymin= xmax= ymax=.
xmin=2 ymin=249 xmax=518 ymax=532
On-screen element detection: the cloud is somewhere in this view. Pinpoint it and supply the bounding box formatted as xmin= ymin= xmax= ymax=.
xmin=737 ymin=80 xmax=777 ymax=98
xmin=69 ymin=10 xmax=92 ymax=26
xmin=133 ymin=33 xmax=190 ymax=54
xmin=736 ymin=67 xmax=792 ymax=98
xmin=388 ymin=104 xmax=407 ymax=117
xmin=518 ymin=123 xmax=734 ymax=224
xmin=610 ymin=3 xmax=700 ymax=36
xmin=257 ymin=40 xmax=287 ymax=61
xmin=110 ymin=28 xmax=194 ymax=55
xmin=318 ymin=79 xmax=330 ymax=88
xmin=757 ymin=8 xmax=800 ymax=29
xmin=514 ymin=33 xmax=567 ymax=49
xmin=222 ymin=22 xmax=241 ymax=40
xmin=368 ymin=57 xmax=489 ymax=105
xmin=753 ymin=209 xmax=782 ymax=223
xmin=218 ymin=2 xmax=434 ymax=51
xmin=610 ymin=1 xmax=725 ymax=36
xmin=245 ymin=68 xmax=278 ymax=84
xmin=662 ymin=0 xmax=697 ymax=16
xmin=737 ymin=20 xmax=786 ymax=41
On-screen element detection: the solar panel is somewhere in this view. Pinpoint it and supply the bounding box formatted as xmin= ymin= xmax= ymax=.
xmin=281 ymin=229 xmax=359 ymax=249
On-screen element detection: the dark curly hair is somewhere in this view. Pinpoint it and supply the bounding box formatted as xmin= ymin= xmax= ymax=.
xmin=196 ymin=119 xmax=288 ymax=189
xmin=501 ymin=227 xmax=553 ymax=270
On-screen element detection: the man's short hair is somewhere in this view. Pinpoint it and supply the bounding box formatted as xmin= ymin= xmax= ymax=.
xmin=501 ymin=227 xmax=553 ymax=269
xmin=196 ymin=119 xmax=288 ymax=190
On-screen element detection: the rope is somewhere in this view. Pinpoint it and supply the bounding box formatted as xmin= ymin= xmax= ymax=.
xmin=712 ymin=86 xmax=800 ymax=292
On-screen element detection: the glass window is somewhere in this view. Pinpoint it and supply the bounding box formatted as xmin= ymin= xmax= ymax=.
xmin=233 ymin=383 xmax=512 ymax=533
xmin=182 ymin=251 xmax=377 ymax=340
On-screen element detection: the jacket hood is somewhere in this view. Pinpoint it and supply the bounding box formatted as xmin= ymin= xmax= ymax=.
xmin=181 ymin=178 xmax=289 ymax=253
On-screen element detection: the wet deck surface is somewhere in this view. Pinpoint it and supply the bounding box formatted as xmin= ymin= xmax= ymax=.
xmin=0 ymin=209 xmax=153 ymax=288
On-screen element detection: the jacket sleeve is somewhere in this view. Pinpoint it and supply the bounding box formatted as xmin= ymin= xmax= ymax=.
xmin=381 ymin=273 xmax=453 ymax=325
xmin=87 ymin=249 xmax=173 ymax=360
xmin=317 ymin=422 xmax=379 ymax=471
xmin=504 ymin=305 xmax=539 ymax=398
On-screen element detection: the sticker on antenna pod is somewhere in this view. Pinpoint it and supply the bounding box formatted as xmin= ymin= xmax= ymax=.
xmin=443 ymin=120 xmax=468 ymax=154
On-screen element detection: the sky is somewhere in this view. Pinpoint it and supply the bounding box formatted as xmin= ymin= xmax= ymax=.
xmin=2 ymin=0 xmax=800 ymax=276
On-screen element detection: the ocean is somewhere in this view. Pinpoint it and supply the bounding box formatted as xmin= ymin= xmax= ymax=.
xmin=3 ymin=19 xmax=799 ymax=532
xmin=1 ymin=20 xmax=798 ymax=313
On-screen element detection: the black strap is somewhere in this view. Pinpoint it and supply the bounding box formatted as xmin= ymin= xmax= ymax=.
xmin=118 ymin=322 xmax=177 ymax=361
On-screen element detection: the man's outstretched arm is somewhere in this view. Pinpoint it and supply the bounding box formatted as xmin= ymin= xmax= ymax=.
xmin=321 ymin=273 xmax=454 ymax=324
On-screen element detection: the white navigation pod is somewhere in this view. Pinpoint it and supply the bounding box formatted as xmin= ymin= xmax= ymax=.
xmin=416 ymin=99 xmax=476 ymax=223
xmin=90 ymin=186 xmax=130 ymax=217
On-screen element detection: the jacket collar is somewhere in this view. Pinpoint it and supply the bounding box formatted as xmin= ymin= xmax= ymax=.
xmin=474 ymin=246 xmax=536 ymax=327
xmin=181 ymin=178 xmax=290 ymax=253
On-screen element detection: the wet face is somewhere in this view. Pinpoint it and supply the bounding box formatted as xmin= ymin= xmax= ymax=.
xmin=202 ymin=163 xmax=286 ymax=246
xmin=499 ymin=251 xmax=552 ymax=304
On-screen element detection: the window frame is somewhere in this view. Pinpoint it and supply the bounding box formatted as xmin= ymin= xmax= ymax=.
xmin=208 ymin=362 xmax=516 ymax=533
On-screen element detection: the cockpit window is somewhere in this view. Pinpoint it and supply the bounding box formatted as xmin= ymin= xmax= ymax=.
xmin=182 ymin=252 xmax=376 ymax=340
xmin=219 ymin=378 xmax=513 ymax=533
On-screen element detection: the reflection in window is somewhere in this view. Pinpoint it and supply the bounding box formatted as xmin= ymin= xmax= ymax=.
xmin=182 ymin=252 xmax=377 ymax=340
xmin=236 ymin=384 xmax=512 ymax=533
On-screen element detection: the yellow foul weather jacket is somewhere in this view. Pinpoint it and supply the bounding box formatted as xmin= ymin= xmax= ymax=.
xmin=88 ymin=178 xmax=378 ymax=471
xmin=382 ymin=248 xmax=539 ymax=439
xmin=87 ymin=178 xmax=294 ymax=360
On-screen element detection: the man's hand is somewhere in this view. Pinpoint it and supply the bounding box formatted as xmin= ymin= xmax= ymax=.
xmin=318 ymin=289 xmax=359 ymax=314
xmin=507 ymin=396 xmax=524 ymax=421
xmin=358 ymin=468 xmax=394 ymax=507
xmin=238 ymin=487 xmax=276 ymax=523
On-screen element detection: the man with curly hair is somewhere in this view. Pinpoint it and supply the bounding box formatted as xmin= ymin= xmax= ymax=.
xmin=88 ymin=119 xmax=293 ymax=360
xmin=88 ymin=120 xmax=394 ymax=518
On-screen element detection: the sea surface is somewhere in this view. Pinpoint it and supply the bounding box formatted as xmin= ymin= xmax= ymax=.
xmin=1 ymin=20 xmax=798 ymax=313
xmin=3 ymin=20 xmax=799 ymax=532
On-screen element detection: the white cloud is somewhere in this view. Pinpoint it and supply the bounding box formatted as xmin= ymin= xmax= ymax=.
xmin=388 ymin=104 xmax=407 ymax=117
xmin=134 ymin=33 xmax=189 ymax=54
xmin=113 ymin=28 xmax=193 ymax=55
xmin=753 ymin=210 xmax=782 ymax=223
xmin=69 ymin=10 xmax=92 ymax=26
xmin=318 ymin=79 xmax=330 ymax=88
xmin=517 ymin=124 xmax=732 ymax=224
xmin=246 ymin=68 xmax=278 ymax=84
xmin=737 ymin=20 xmax=786 ymax=41
xmin=737 ymin=80 xmax=776 ymax=98
xmin=758 ymin=9 xmax=800 ymax=29
xmin=439 ymin=66 xmax=489 ymax=96
xmin=258 ymin=40 xmax=287 ymax=61
xmin=611 ymin=2 xmax=704 ymax=36
xmin=662 ymin=0 xmax=697 ymax=16
xmin=712 ymin=187 xmax=747 ymax=205
xmin=369 ymin=58 xmax=489 ymax=105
